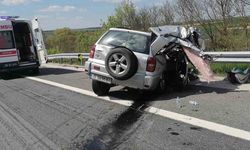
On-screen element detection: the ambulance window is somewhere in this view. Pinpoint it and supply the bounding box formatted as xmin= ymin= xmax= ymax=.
xmin=0 ymin=31 xmax=15 ymax=49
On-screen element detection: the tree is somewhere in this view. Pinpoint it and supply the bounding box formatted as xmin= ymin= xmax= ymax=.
xmin=160 ymin=1 xmax=175 ymax=25
xmin=234 ymin=0 xmax=249 ymax=49
xmin=103 ymin=0 xmax=175 ymax=31
xmin=175 ymin=0 xmax=249 ymax=50
xmin=103 ymin=0 xmax=140 ymax=29
xmin=46 ymin=28 xmax=76 ymax=53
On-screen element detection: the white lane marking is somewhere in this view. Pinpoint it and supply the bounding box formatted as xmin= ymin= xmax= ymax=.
xmin=25 ymin=76 xmax=250 ymax=141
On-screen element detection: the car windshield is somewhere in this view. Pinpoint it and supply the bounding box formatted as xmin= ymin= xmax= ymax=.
xmin=0 ymin=31 xmax=15 ymax=49
xmin=99 ymin=30 xmax=150 ymax=54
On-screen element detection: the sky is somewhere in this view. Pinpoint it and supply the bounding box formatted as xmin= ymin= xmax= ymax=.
xmin=0 ymin=0 xmax=166 ymax=30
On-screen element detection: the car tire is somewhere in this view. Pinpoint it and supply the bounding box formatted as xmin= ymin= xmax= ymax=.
xmin=92 ymin=80 xmax=110 ymax=96
xmin=105 ymin=47 xmax=138 ymax=80
xmin=174 ymin=53 xmax=189 ymax=90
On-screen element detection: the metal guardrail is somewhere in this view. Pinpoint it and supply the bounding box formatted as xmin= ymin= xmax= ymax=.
xmin=204 ymin=51 xmax=250 ymax=63
xmin=48 ymin=51 xmax=250 ymax=63
xmin=48 ymin=53 xmax=89 ymax=60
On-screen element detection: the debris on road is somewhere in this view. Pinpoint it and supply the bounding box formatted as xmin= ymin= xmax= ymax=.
xmin=189 ymin=101 xmax=199 ymax=111
xmin=227 ymin=68 xmax=250 ymax=84
xmin=176 ymin=97 xmax=183 ymax=108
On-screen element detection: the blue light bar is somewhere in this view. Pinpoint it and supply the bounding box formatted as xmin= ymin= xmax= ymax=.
xmin=0 ymin=16 xmax=19 ymax=20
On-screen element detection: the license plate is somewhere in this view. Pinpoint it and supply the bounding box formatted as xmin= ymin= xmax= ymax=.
xmin=91 ymin=74 xmax=112 ymax=84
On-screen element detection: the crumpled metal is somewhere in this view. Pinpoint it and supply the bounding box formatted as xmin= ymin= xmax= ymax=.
xmin=227 ymin=68 xmax=250 ymax=84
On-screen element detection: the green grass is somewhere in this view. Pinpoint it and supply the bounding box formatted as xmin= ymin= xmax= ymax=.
xmin=47 ymin=48 xmax=61 ymax=55
xmin=211 ymin=63 xmax=250 ymax=74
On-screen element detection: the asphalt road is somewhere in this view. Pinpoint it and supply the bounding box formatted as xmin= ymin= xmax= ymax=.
xmin=0 ymin=64 xmax=249 ymax=150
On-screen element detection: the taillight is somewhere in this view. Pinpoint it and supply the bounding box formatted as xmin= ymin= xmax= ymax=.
xmin=89 ymin=45 xmax=96 ymax=58
xmin=146 ymin=57 xmax=156 ymax=72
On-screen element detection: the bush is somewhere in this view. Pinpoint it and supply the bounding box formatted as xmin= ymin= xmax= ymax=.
xmin=47 ymin=48 xmax=60 ymax=55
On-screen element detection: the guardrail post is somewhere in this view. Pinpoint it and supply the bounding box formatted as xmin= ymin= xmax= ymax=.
xmin=78 ymin=54 xmax=83 ymax=66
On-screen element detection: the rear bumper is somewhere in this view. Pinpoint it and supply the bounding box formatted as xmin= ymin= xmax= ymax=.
xmin=85 ymin=60 xmax=160 ymax=90
xmin=144 ymin=75 xmax=160 ymax=90
xmin=0 ymin=61 xmax=39 ymax=73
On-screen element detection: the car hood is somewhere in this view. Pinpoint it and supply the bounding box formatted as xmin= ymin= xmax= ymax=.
xmin=150 ymin=25 xmax=186 ymax=37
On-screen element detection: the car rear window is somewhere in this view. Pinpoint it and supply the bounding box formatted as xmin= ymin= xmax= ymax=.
xmin=99 ymin=30 xmax=150 ymax=54
xmin=0 ymin=31 xmax=15 ymax=49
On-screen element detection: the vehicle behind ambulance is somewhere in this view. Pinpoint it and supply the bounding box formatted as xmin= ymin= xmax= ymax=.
xmin=0 ymin=16 xmax=47 ymax=74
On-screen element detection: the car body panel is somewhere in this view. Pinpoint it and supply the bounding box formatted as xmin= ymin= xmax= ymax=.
xmin=150 ymin=25 xmax=186 ymax=37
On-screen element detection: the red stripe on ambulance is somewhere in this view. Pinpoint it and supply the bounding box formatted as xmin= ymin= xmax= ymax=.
xmin=0 ymin=25 xmax=12 ymax=30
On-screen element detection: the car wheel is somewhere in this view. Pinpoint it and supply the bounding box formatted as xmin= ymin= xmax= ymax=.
xmin=105 ymin=47 xmax=138 ymax=80
xmin=175 ymin=53 xmax=189 ymax=90
xmin=92 ymin=80 xmax=110 ymax=96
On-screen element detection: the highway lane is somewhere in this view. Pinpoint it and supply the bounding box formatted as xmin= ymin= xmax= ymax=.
xmin=0 ymin=64 xmax=249 ymax=149
xmin=37 ymin=64 xmax=250 ymax=132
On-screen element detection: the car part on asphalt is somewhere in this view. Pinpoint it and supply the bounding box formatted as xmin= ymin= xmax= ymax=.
xmin=176 ymin=97 xmax=183 ymax=108
xmin=189 ymin=101 xmax=199 ymax=111
xmin=105 ymin=47 xmax=138 ymax=80
xmin=227 ymin=68 xmax=250 ymax=84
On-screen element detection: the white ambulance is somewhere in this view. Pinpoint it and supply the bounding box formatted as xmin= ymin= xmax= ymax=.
xmin=0 ymin=16 xmax=47 ymax=74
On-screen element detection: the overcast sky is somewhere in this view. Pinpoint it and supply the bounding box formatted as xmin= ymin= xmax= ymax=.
xmin=0 ymin=0 xmax=166 ymax=30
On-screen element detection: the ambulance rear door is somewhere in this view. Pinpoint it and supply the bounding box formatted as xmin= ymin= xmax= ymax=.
xmin=32 ymin=18 xmax=47 ymax=65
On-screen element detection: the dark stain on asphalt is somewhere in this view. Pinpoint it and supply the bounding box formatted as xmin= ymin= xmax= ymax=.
xmin=174 ymin=123 xmax=181 ymax=127
xmin=170 ymin=132 xmax=180 ymax=136
xmin=167 ymin=127 xmax=172 ymax=131
xmin=182 ymin=142 xmax=193 ymax=146
xmin=190 ymin=126 xmax=202 ymax=131
xmin=81 ymin=99 xmax=151 ymax=150
xmin=0 ymin=73 xmax=22 ymax=80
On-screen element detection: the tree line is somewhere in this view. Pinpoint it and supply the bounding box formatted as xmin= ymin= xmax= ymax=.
xmin=45 ymin=0 xmax=250 ymax=54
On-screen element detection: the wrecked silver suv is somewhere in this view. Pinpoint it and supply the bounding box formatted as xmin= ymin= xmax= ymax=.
xmin=85 ymin=26 xmax=213 ymax=96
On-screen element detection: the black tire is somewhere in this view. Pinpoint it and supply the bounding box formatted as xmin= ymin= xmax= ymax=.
xmin=92 ymin=80 xmax=110 ymax=96
xmin=174 ymin=53 xmax=189 ymax=90
xmin=105 ymin=47 xmax=138 ymax=80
